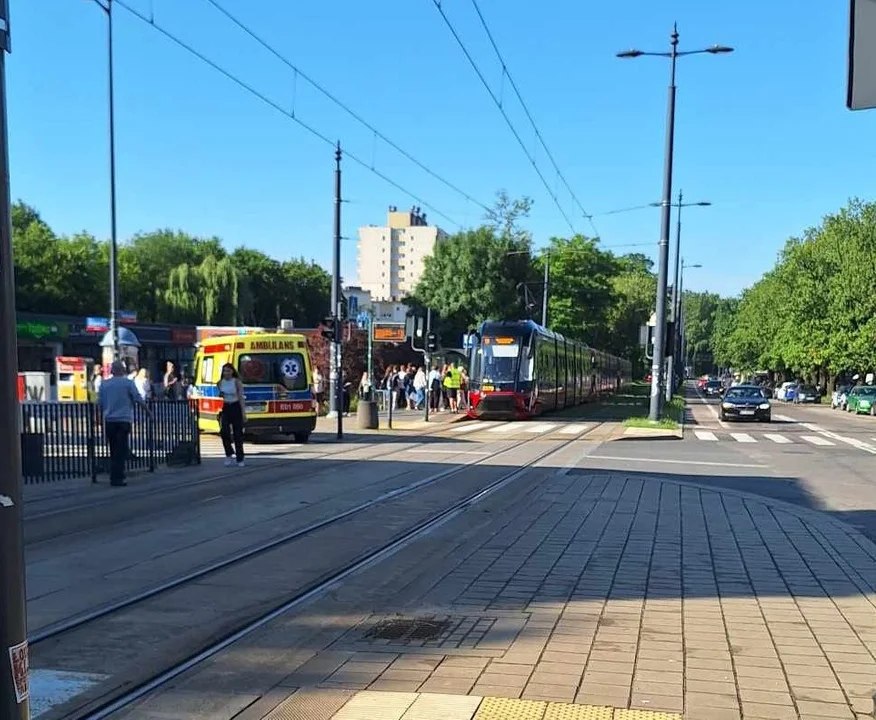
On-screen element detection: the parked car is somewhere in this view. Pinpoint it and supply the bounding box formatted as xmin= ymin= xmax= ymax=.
xmin=775 ymin=381 xmax=796 ymax=401
xmin=794 ymin=385 xmax=820 ymax=404
xmin=720 ymin=385 xmax=772 ymax=422
xmin=846 ymin=386 xmax=876 ymax=415
xmin=831 ymin=385 xmax=851 ymax=410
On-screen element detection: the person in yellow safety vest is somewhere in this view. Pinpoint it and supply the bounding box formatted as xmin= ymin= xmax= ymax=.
xmin=443 ymin=362 xmax=461 ymax=413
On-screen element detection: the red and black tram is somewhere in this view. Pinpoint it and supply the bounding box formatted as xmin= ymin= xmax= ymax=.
xmin=466 ymin=320 xmax=632 ymax=420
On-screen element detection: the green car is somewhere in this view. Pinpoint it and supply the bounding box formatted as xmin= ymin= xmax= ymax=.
xmin=846 ymin=386 xmax=876 ymax=415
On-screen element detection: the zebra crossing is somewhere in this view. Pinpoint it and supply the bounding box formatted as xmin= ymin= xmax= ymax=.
xmin=692 ymin=429 xmax=850 ymax=448
xmin=448 ymin=421 xmax=593 ymax=439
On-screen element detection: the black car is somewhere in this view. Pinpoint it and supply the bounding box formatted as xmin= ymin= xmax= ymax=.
xmin=794 ymin=384 xmax=820 ymax=404
xmin=704 ymin=379 xmax=724 ymax=396
xmin=720 ymin=385 xmax=772 ymax=422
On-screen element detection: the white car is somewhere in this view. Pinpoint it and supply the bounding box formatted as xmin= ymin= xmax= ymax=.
xmin=775 ymin=382 xmax=796 ymax=401
xmin=831 ymin=385 xmax=851 ymax=410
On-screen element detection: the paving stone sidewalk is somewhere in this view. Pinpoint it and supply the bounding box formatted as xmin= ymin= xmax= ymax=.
xmin=124 ymin=464 xmax=876 ymax=720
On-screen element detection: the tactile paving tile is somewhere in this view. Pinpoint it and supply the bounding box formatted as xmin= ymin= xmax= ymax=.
xmin=332 ymin=691 xmax=419 ymax=720
xmin=544 ymin=703 xmax=614 ymax=720
xmin=401 ymin=693 xmax=483 ymax=719
xmin=264 ymin=688 xmax=356 ymax=720
xmin=612 ymin=710 xmax=681 ymax=720
xmin=474 ymin=697 xmax=547 ymax=720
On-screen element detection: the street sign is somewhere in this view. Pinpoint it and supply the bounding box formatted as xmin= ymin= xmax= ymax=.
xmin=372 ymin=322 xmax=406 ymax=343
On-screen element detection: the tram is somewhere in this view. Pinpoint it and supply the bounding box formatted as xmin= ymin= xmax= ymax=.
xmin=466 ymin=320 xmax=631 ymax=420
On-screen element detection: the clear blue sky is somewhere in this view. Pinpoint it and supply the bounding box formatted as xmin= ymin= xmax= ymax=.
xmin=8 ymin=0 xmax=875 ymax=298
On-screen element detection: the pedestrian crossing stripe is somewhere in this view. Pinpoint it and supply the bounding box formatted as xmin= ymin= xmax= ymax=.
xmin=526 ymin=423 xmax=556 ymax=433
xmin=763 ymin=433 xmax=792 ymax=444
xmin=487 ymin=423 xmax=518 ymax=433
xmin=560 ymin=423 xmax=590 ymax=434
xmin=801 ymin=434 xmax=835 ymax=446
xmin=730 ymin=432 xmax=756 ymax=443
xmin=694 ymin=430 xmax=718 ymax=441
xmin=449 ymin=422 xmax=491 ymax=434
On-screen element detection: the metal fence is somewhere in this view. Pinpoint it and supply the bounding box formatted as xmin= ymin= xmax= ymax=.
xmin=19 ymin=400 xmax=201 ymax=484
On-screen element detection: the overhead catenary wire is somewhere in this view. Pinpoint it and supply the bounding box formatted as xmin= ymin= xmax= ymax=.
xmin=107 ymin=0 xmax=466 ymax=228
xmin=429 ymin=0 xmax=577 ymax=234
xmin=202 ymin=0 xmax=490 ymax=215
xmin=466 ymin=0 xmax=601 ymax=239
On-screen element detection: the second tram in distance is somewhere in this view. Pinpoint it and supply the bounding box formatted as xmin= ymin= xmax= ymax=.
xmin=466 ymin=319 xmax=632 ymax=420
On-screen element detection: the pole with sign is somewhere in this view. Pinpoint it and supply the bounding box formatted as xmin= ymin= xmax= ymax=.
xmin=0 ymin=4 xmax=31 ymax=718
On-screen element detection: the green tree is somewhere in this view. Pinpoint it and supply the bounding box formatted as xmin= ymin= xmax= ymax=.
xmin=681 ymin=291 xmax=720 ymax=371
xmin=604 ymin=256 xmax=657 ymax=377
xmin=119 ymin=230 xmax=225 ymax=322
xmin=484 ymin=190 xmax=534 ymax=242
xmin=413 ymin=225 xmax=533 ymax=331
xmin=540 ymin=235 xmax=618 ymax=344
xmin=165 ymin=255 xmax=244 ymax=325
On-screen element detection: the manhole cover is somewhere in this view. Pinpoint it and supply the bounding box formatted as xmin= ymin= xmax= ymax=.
xmin=365 ymin=617 xmax=451 ymax=642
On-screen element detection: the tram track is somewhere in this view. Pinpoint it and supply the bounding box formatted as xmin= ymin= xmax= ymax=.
xmin=33 ymin=431 xmax=587 ymax=720
xmin=24 ymin=420 xmax=484 ymax=544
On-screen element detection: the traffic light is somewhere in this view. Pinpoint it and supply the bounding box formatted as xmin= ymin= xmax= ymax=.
xmin=321 ymin=317 xmax=336 ymax=341
xmin=426 ymin=333 xmax=438 ymax=353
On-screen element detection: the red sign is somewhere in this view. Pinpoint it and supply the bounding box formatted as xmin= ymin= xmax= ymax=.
xmin=171 ymin=328 xmax=197 ymax=345
xmin=274 ymin=401 xmax=307 ymax=413
xmin=8 ymin=640 xmax=29 ymax=703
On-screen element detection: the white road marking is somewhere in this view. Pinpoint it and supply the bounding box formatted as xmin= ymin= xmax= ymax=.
xmin=819 ymin=431 xmax=876 ymax=455
xmin=801 ymin=422 xmax=824 ymax=432
xmin=773 ymin=414 xmax=796 ymax=423
xmin=764 ymin=433 xmax=792 ymax=444
xmin=526 ymin=423 xmax=556 ymax=434
xmin=730 ymin=433 xmax=757 ymax=443
xmin=559 ymin=424 xmax=590 ymax=435
xmin=487 ymin=423 xmax=518 ymax=433
xmin=801 ymin=435 xmax=835 ymax=447
xmin=586 ymin=455 xmax=768 ymax=469
xmin=694 ymin=430 xmax=718 ymax=441
xmin=449 ymin=423 xmax=488 ymax=434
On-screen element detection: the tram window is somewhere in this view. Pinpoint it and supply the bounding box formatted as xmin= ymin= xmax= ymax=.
xmin=519 ymin=340 xmax=535 ymax=382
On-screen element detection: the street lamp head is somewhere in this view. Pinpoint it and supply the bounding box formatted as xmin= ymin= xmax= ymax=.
xmin=705 ymin=45 xmax=734 ymax=54
xmin=695 ymin=202 xmax=711 ymax=207
xmin=616 ymin=49 xmax=645 ymax=58
xmin=685 ymin=263 xmax=703 ymax=269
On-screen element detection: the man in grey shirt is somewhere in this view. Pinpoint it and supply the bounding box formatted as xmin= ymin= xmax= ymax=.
xmin=98 ymin=360 xmax=151 ymax=486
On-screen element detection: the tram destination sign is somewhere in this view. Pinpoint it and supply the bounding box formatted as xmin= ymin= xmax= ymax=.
xmin=372 ymin=322 xmax=406 ymax=343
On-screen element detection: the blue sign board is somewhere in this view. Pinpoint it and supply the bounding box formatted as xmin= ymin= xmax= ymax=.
xmin=348 ymin=295 xmax=359 ymax=317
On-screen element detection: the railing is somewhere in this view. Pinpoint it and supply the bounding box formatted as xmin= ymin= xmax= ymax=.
xmin=19 ymin=400 xmax=201 ymax=484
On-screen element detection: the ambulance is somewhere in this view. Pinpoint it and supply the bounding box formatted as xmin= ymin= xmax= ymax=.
xmin=192 ymin=331 xmax=317 ymax=442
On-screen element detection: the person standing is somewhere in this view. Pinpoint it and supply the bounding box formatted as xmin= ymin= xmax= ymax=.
xmin=428 ymin=364 xmax=442 ymax=412
xmin=163 ymin=361 xmax=179 ymax=400
xmin=218 ymin=363 xmax=247 ymax=467
xmin=98 ymin=360 xmax=150 ymax=487
xmin=313 ymin=366 xmax=325 ymax=413
xmin=413 ymin=366 xmax=427 ymax=410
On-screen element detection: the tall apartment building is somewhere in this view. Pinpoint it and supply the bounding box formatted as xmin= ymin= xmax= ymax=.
xmin=357 ymin=206 xmax=447 ymax=302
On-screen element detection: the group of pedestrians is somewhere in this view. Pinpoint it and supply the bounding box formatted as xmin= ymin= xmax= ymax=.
xmin=378 ymin=361 xmax=468 ymax=413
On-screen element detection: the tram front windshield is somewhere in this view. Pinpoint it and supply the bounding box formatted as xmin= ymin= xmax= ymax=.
xmin=473 ymin=337 xmax=522 ymax=388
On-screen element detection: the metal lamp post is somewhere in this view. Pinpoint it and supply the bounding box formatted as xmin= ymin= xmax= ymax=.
xmin=617 ymin=25 xmax=732 ymax=421
xmin=649 ymin=191 xmax=710 ymax=400
xmin=678 ymin=260 xmax=702 ymax=377
xmin=89 ymin=0 xmax=121 ymax=361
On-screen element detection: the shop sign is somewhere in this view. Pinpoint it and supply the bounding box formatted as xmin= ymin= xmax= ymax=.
xmin=171 ymin=328 xmax=197 ymax=345
xmin=86 ymin=317 xmax=109 ymax=333
xmin=16 ymin=321 xmax=59 ymax=340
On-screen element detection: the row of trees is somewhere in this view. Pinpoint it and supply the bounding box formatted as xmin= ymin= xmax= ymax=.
xmin=678 ymin=199 xmax=876 ymax=388
xmin=12 ymin=202 xmax=331 ymax=327
xmin=411 ymin=193 xmax=657 ymax=372
xmin=14 ymin=193 xmax=662 ymax=378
